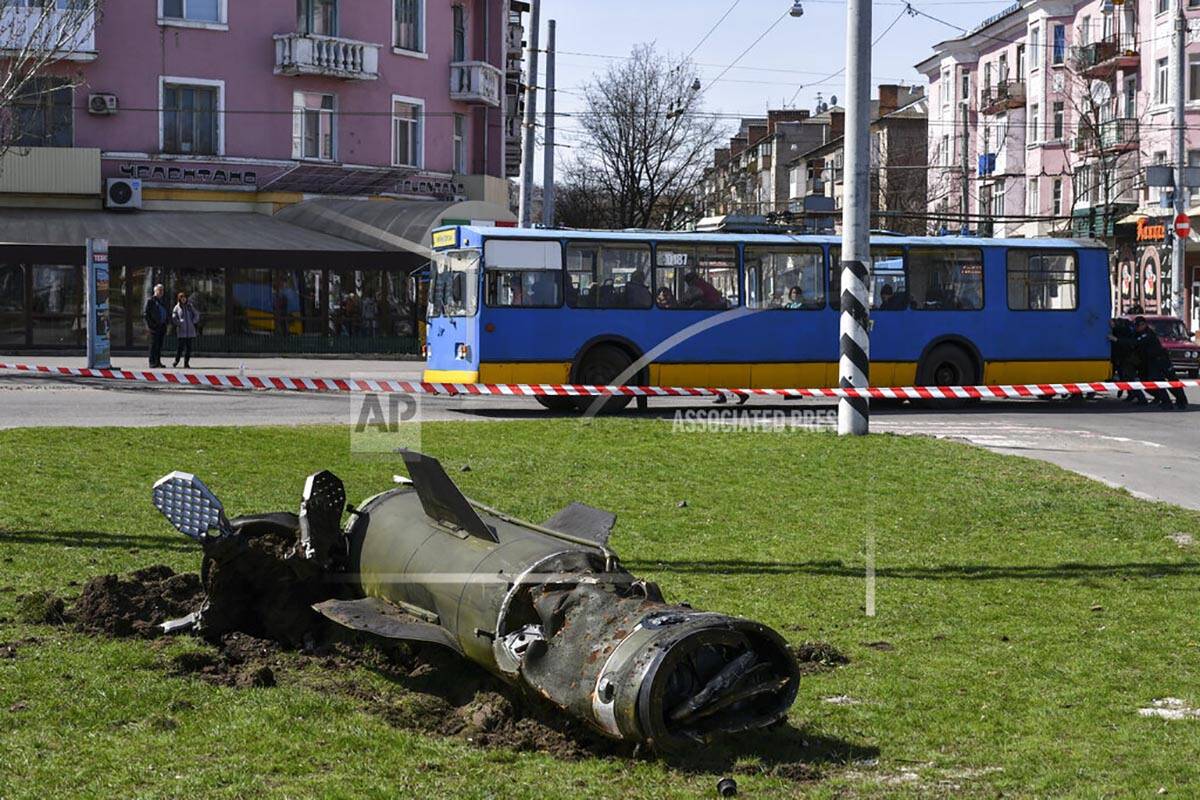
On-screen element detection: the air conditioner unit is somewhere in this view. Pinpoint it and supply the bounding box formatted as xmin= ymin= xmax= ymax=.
xmin=88 ymin=93 xmax=118 ymax=115
xmin=105 ymin=178 xmax=142 ymax=211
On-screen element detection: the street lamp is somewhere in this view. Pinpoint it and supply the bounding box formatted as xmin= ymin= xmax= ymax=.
xmin=790 ymin=1 xmax=804 ymax=17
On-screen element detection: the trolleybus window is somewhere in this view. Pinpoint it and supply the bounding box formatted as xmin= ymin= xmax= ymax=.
xmin=744 ymin=246 xmax=825 ymax=309
xmin=1006 ymin=250 xmax=1077 ymax=310
xmin=830 ymin=247 xmax=906 ymax=310
xmin=429 ymin=249 xmax=479 ymax=317
xmin=483 ymin=240 xmax=562 ymax=308
xmin=654 ymin=244 xmax=738 ymax=310
xmin=565 ymin=242 xmax=653 ymax=309
xmin=907 ymin=247 xmax=984 ymax=310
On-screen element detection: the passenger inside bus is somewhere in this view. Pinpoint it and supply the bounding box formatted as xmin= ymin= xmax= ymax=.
xmin=784 ymin=286 xmax=805 ymax=309
xmin=625 ymin=269 xmax=652 ymax=308
xmin=878 ymin=283 xmax=908 ymax=310
xmin=656 ymin=287 xmax=676 ymax=308
xmin=681 ymin=271 xmax=725 ymax=309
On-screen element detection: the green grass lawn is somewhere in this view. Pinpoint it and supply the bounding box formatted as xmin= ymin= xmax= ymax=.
xmin=1 ymin=421 xmax=1199 ymax=799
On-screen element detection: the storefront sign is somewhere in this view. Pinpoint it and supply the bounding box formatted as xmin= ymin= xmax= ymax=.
xmin=1136 ymin=217 xmax=1167 ymax=242
xmin=431 ymin=228 xmax=459 ymax=249
xmin=85 ymin=238 xmax=112 ymax=369
xmin=117 ymin=162 xmax=261 ymax=186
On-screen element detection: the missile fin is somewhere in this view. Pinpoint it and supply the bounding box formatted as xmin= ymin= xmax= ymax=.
xmin=399 ymin=450 xmax=498 ymax=543
xmin=313 ymin=597 xmax=464 ymax=655
xmin=543 ymin=502 xmax=617 ymax=545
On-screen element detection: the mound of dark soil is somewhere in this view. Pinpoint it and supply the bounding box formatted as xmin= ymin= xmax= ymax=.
xmin=794 ymin=641 xmax=849 ymax=671
xmin=72 ymin=565 xmax=203 ymax=637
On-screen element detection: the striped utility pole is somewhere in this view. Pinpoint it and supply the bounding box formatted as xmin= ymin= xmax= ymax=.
xmin=838 ymin=0 xmax=872 ymax=435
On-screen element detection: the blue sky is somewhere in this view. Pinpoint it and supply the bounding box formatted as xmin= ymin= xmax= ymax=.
xmin=531 ymin=0 xmax=1017 ymax=178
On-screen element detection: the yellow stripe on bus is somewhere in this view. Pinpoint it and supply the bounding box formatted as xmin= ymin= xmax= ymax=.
xmin=426 ymin=360 xmax=1112 ymax=389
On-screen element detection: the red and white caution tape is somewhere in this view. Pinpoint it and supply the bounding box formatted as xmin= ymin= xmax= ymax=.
xmin=1 ymin=361 xmax=1197 ymax=400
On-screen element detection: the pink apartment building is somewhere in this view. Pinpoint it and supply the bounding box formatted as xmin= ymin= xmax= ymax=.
xmin=917 ymin=0 xmax=1200 ymax=328
xmin=0 ymin=0 xmax=527 ymax=353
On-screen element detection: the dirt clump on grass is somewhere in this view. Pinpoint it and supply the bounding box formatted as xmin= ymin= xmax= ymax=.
xmin=15 ymin=590 xmax=66 ymax=625
xmin=793 ymin=641 xmax=849 ymax=673
xmin=71 ymin=565 xmax=204 ymax=637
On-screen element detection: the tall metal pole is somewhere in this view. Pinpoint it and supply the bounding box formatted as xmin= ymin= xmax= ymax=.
xmin=517 ymin=0 xmax=541 ymax=227
xmin=961 ymin=100 xmax=970 ymax=233
xmin=542 ymin=19 xmax=556 ymax=228
xmin=1171 ymin=0 xmax=1187 ymax=316
xmin=837 ymin=0 xmax=872 ymax=436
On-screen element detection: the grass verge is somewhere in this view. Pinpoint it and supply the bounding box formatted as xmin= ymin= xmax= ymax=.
xmin=1 ymin=421 xmax=1199 ymax=798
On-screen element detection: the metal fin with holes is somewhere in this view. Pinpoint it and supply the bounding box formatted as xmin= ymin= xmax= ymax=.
xmin=151 ymin=471 xmax=234 ymax=541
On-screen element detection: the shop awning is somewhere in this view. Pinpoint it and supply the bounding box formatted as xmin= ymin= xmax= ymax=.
xmin=1116 ymin=211 xmax=1150 ymax=225
xmin=274 ymin=198 xmax=516 ymax=258
xmin=0 ymin=208 xmax=377 ymax=252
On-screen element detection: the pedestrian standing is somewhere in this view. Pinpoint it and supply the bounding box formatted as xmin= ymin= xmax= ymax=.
xmin=172 ymin=291 xmax=200 ymax=369
xmin=143 ymin=283 xmax=169 ymax=368
xmin=1133 ymin=316 xmax=1189 ymax=410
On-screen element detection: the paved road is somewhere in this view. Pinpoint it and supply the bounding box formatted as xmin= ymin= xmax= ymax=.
xmin=2 ymin=356 xmax=1197 ymax=509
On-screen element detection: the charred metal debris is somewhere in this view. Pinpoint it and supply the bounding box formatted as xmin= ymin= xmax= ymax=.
xmin=150 ymin=451 xmax=801 ymax=753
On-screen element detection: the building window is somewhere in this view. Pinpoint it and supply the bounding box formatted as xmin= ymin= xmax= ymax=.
xmin=13 ymin=77 xmax=72 ymax=147
xmin=1052 ymin=177 xmax=1063 ymax=216
xmin=452 ymin=4 xmax=466 ymax=61
xmin=983 ymin=62 xmax=993 ymax=93
xmin=941 ymin=68 xmax=951 ymax=112
xmin=392 ymin=96 xmax=423 ymax=167
xmin=298 ymin=0 xmax=337 ymax=36
xmin=1158 ymin=0 xmax=1169 ymax=14
xmin=1029 ymin=27 xmax=1041 ymax=70
xmin=162 ymin=80 xmax=221 ymax=155
xmin=1156 ymin=57 xmax=1169 ymax=105
xmin=293 ymin=92 xmax=335 ymax=161
xmin=453 ymin=113 xmax=467 ymax=173
xmin=1007 ymin=251 xmax=1078 ymax=310
xmin=1190 ymin=150 xmax=1200 ymax=205
xmin=394 ymin=0 xmax=424 ymax=53
xmin=1016 ymin=44 xmax=1026 ymax=80
xmin=1052 ymin=24 xmax=1066 ymax=65
xmin=941 ymin=134 xmax=950 ymax=167
xmin=1028 ymin=103 xmax=1040 ymax=143
xmin=160 ymin=0 xmax=223 ymax=24
xmin=1027 ymin=176 xmax=1039 ymax=213
xmin=992 ymin=180 xmax=1005 ymax=216
xmin=961 ymin=69 xmax=970 ymax=102
xmin=1189 ymin=54 xmax=1200 ymax=102
xmin=1052 ymin=101 xmax=1064 ymax=140
xmin=1079 ymin=15 xmax=1091 ymax=45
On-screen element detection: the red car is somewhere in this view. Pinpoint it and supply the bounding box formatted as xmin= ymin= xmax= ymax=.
xmin=1121 ymin=315 xmax=1200 ymax=377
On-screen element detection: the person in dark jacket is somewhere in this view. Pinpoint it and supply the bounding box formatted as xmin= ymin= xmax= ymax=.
xmin=1108 ymin=318 xmax=1146 ymax=404
xmin=1133 ymin=316 xmax=1189 ymax=410
xmin=143 ymin=283 xmax=169 ymax=368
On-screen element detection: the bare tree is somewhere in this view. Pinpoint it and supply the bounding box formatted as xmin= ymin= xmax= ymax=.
xmin=0 ymin=0 xmax=100 ymax=160
xmin=561 ymin=43 xmax=724 ymax=230
xmin=1061 ymin=24 xmax=1149 ymax=239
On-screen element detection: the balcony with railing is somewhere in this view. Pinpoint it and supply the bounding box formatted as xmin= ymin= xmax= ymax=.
xmin=0 ymin=4 xmax=96 ymax=59
xmin=450 ymin=61 xmax=503 ymax=107
xmin=979 ymin=80 xmax=1025 ymax=115
xmin=1075 ymin=35 xmax=1139 ymax=78
xmin=1075 ymin=118 xmax=1139 ymax=154
xmin=274 ymin=33 xmax=380 ymax=80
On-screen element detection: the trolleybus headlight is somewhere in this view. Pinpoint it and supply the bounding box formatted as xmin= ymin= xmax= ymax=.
xmin=421 ymin=344 xmax=430 ymax=359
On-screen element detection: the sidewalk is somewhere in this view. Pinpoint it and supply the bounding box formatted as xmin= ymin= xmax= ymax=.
xmin=0 ymin=354 xmax=425 ymax=380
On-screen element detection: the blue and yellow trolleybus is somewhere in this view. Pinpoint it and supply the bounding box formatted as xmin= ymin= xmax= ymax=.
xmin=424 ymin=225 xmax=1111 ymax=410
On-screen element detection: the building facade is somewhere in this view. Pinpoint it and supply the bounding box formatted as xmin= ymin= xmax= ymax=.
xmin=784 ymin=86 xmax=929 ymax=235
xmin=0 ymin=0 xmax=525 ymax=353
xmin=917 ymin=0 xmax=1200 ymax=327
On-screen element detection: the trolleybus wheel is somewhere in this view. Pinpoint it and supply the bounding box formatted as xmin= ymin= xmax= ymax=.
xmin=916 ymin=344 xmax=977 ymax=409
xmin=572 ymin=344 xmax=634 ymax=413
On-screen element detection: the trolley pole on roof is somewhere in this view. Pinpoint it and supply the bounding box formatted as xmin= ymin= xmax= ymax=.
xmin=517 ymin=0 xmax=541 ymax=228
xmin=837 ymin=0 xmax=872 ymax=436
xmin=542 ymin=19 xmax=557 ymax=228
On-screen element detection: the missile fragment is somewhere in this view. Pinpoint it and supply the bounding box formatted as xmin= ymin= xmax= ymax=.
xmin=150 ymin=451 xmax=800 ymax=752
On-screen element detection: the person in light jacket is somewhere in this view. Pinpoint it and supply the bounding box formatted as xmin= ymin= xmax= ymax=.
xmin=172 ymin=291 xmax=200 ymax=369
